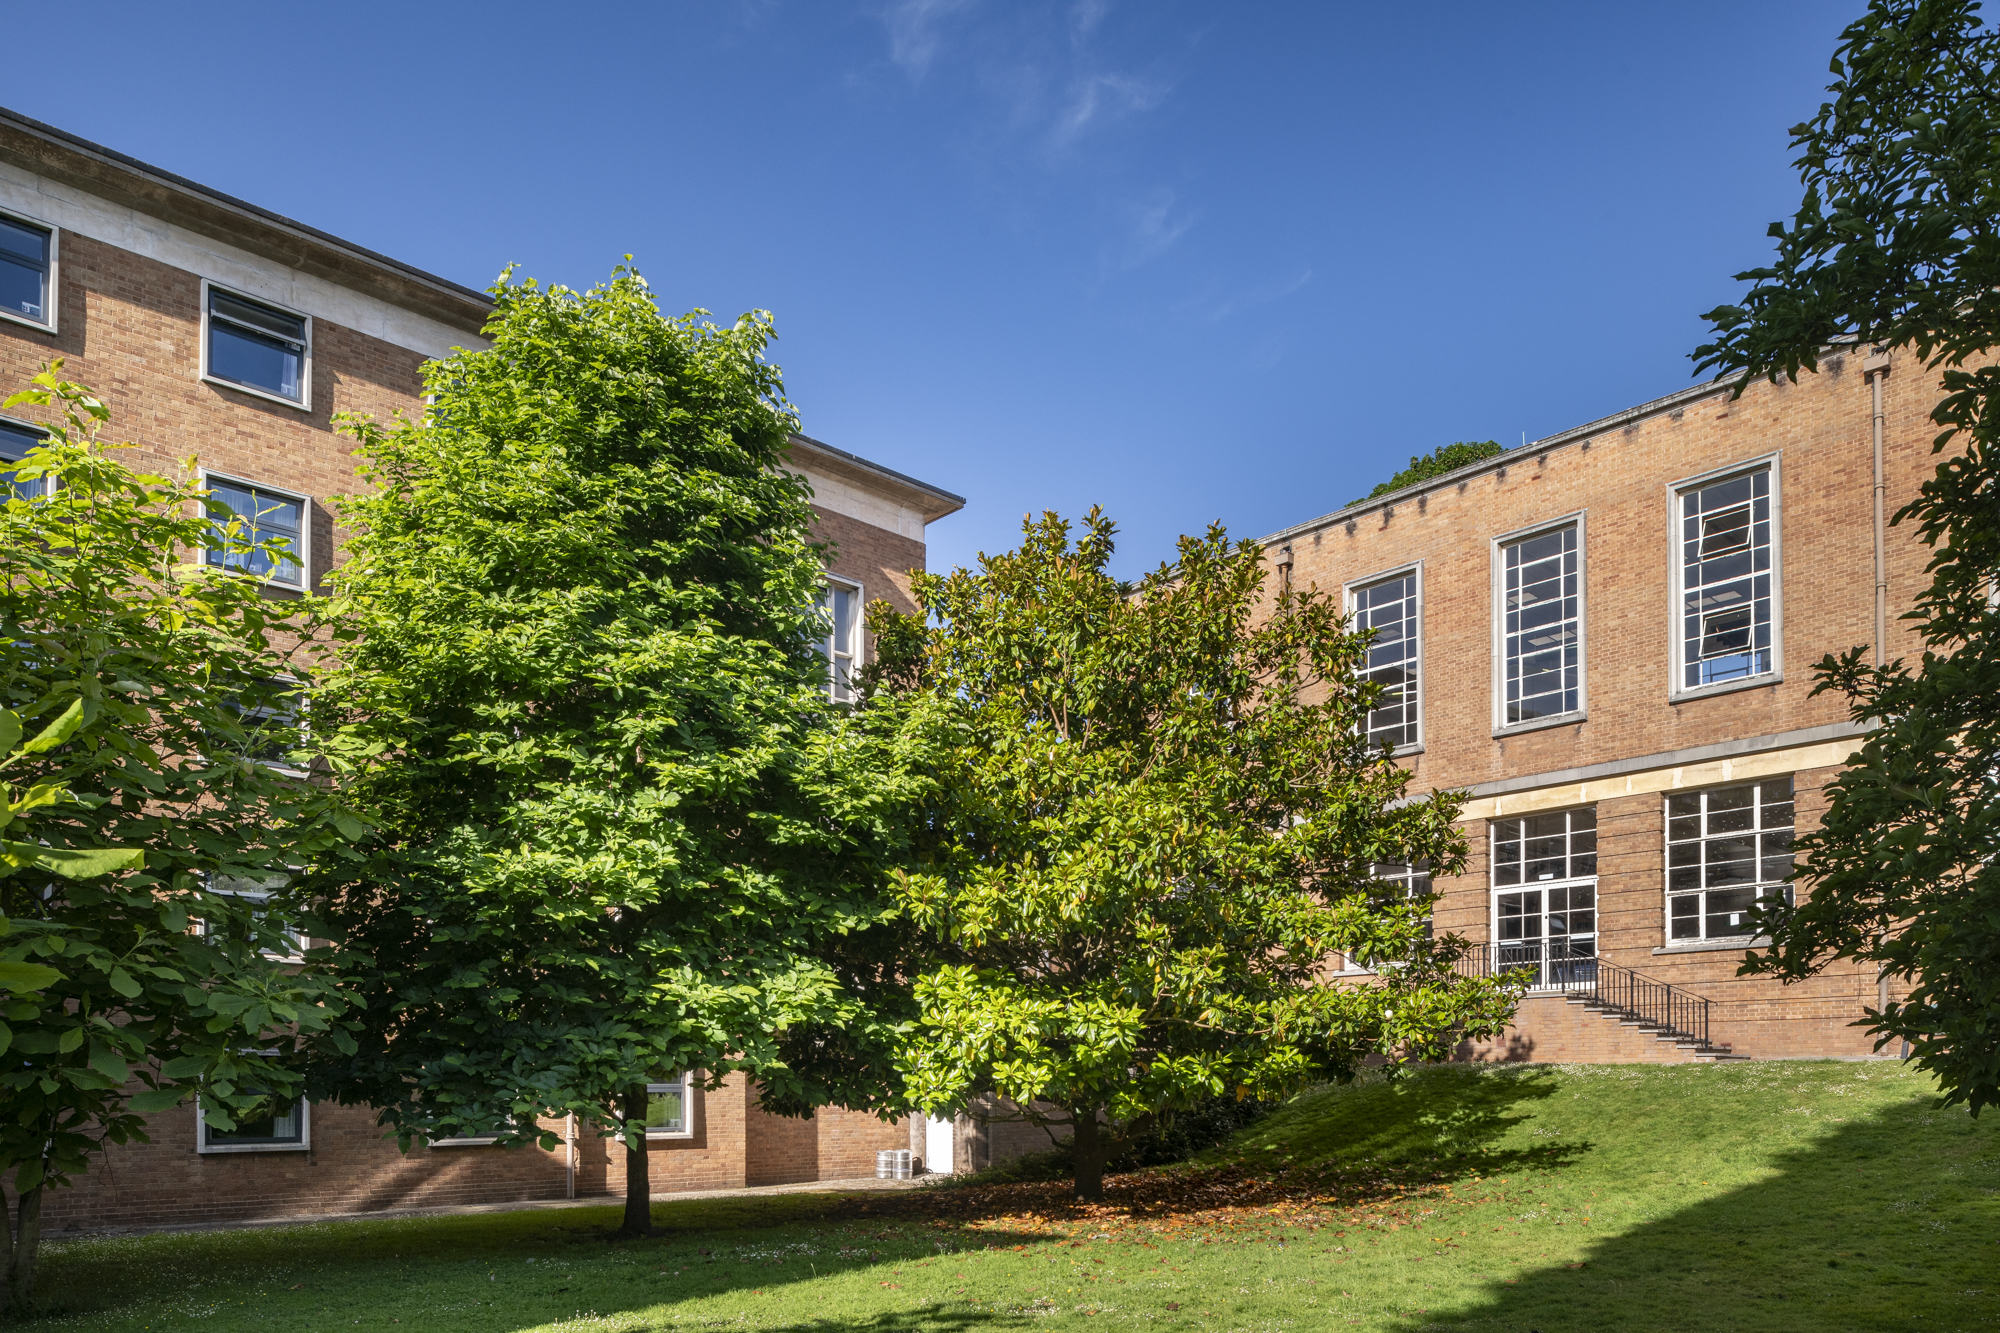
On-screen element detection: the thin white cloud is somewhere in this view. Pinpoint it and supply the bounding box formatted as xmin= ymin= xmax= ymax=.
xmin=883 ymin=0 xmax=974 ymax=79
xmin=1069 ymin=0 xmax=1112 ymax=42
xmin=1052 ymin=69 xmax=1169 ymax=146
xmin=1174 ymin=268 xmax=1316 ymax=323
xmin=1117 ymin=188 xmax=1196 ymax=271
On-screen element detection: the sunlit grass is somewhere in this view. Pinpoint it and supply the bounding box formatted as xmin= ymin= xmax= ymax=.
xmin=27 ymin=1060 xmax=1996 ymax=1331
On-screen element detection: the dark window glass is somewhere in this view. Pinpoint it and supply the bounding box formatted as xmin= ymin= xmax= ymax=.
xmin=0 ymin=420 xmax=49 ymax=501
xmin=1501 ymin=523 xmax=1580 ymax=723
xmin=1663 ymin=778 xmax=1795 ymax=939
xmin=1681 ymin=470 xmax=1774 ymax=688
xmin=205 ymin=479 xmax=304 ymax=585
xmin=1491 ymin=806 xmax=1595 ymax=884
xmin=1355 ymin=572 xmax=1420 ymax=748
xmin=207 ymin=288 xmax=306 ymax=402
xmin=0 ymin=216 xmax=50 ymax=325
xmin=203 ymin=1095 xmax=304 ymax=1147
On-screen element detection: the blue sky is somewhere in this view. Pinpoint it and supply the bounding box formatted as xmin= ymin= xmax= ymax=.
xmin=12 ymin=1 xmax=1862 ymax=577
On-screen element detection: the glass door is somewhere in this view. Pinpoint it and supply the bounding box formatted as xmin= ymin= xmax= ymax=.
xmin=1495 ymin=882 xmax=1597 ymax=987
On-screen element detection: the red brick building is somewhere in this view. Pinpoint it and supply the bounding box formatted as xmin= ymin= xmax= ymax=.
xmin=1265 ymin=348 xmax=1930 ymax=1064
xmin=0 ymin=107 xmax=965 ymax=1232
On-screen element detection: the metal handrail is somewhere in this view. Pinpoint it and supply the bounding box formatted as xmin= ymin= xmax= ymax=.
xmin=1452 ymin=942 xmax=1713 ymax=1049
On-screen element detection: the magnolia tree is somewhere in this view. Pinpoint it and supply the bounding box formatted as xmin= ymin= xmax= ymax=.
xmin=868 ymin=510 xmax=1523 ymax=1199
xmin=301 ymin=270 xmax=923 ymax=1238
xmin=1694 ymin=0 xmax=2000 ymax=1112
xmin=0 ymin=371 xmax=350 ymax=1312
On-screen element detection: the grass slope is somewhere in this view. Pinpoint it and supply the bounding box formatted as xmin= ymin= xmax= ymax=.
xmin=27 ymin=1061 xmax=1998 ymax=1332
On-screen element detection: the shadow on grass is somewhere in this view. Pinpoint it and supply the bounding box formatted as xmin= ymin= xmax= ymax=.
xmin=1421 ymin=1097 xmax=1994 ymax=1333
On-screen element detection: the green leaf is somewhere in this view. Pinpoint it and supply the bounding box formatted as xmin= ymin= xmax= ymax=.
xmin=160 ymin=1055 xmax=209 ymax=1079
xmin=0 ymin=710 xmax=20 ymax=757
xmin=88 ymin=1044 xmax=130 ymax=1085
xmin=128 ymin=1088 xmax=186 ymax=1113
xmin=20 ymin=699 xmax=85 ymax=755
xmin=0 ymin=960 xmax=61 ymax=993
xmin=107 ymin=966 xmax=142 ymax=998
xmin=14 ymin=1160 xmax=44 ymax=1192
xmin=19 ymin=845 xmax=145 ymax=879
xmin=56 ymin=1024 xmax=83 ymax=1053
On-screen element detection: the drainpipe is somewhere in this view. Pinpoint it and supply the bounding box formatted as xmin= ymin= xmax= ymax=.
xmin=1864 ymin=346 xmax=1891 ymax=666
xmin=565 ymin=1112 xmax=577 ymax=1199
xmin=1863 ymin=346 xmax=1893 ymax=1023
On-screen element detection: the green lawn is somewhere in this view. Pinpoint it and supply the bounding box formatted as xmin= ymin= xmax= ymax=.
xmin=28 ymin=1060 xmax=1998 ymax=1332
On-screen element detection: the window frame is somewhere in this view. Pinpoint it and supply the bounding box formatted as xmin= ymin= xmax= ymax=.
xmin=817 ymin=575 xmax=863 ymax=704
xmin=203 ymin=870 xmax=306 ymax=963
xmin=1344 ymin=560 xmax=1424 ymax=755
xmin=0 ymin=415 xmax=52 ymax=502
xmin=196 ymin=1088 xmax=311 ymax=1154
xmin=199 ymin=279 xmax=313 ymax=411
xmin=646 ymin=1072 xmax=695 ymax=1140
xmin=1488 ymin=805 xmax=1600 ymax=990
xmin=0 ymin=205 xmax=58 ymax=334
xmin=1667 ymin=453 xmax=1784 ymax=702
xmin=1662 ymin=776 xmax=1796 ymax=943
xmin=1490 ymin=511 xmax=1588 ymax=736
xmin=197 ymin=468 xmax=312 ymax=590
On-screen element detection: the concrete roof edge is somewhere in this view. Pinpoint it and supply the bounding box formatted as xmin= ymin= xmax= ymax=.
xmin=786 ymin=432 xmax=966 ymax=524
xmin=1257 ymin=374 xmax=1746 ymax=549
xmin=0 ymin=105 xmax=495 ymax=335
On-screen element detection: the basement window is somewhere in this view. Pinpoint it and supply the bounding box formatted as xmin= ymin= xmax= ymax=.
xmin=646 ymin=1073 xmax=693 ymax=1138
xmin=198 ymin=1093 xmax=309 ymax=1152
xmin=0 ymin=209 xmax=54 ymax=330
xmin=203 ymin=283 xmax=310 ymax=407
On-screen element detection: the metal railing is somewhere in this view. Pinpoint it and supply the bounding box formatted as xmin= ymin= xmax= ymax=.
xmin=1453 ymin=941 xmax=1713 ymax=1049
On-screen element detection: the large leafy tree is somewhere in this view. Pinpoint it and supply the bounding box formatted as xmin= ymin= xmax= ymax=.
xmin=1694 ymin=0 xmax=2000 ymax=1112
xmin=302 ymin=270 xmax=919 ymax=1238
xmin=870 ymin=510 xmax=1522 ymax=1200
xmin=0 ymin=371 xmax=349 ymax=1312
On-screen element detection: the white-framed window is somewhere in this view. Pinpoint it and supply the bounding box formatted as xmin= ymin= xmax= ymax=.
xmin=1665 ymin=777 xmax=1794 ymax=941
xmin=1671 ymin=458 xmax=1780 ymax=696
xmin=204 ymin=870 xmax=305 ymax=962
xmin=1490 ymin=806 xmax=1597 ymax=988
xmin=197 ymin=1090 xmax=310 ymax=1153
xmin=646 ymin=1073 xmax=694 ymax=1138
xmin=201 ymin=281 xmax=311 ymax=409
xmin=0 ymin=417 xmax=51 ymax=501
xmin=1492 ymin=515 xmax=1585 ymax=732
xmin=0 ymin=207 xmax=56 ymax=332
xmin=201 ymin=472 xmax=309 ymax=587
xmin=816 ymin=577 xmax=861 ymax=704
xmin=217 ymin=677 xmax=307 ymax=778
xmin=1348 ymin=566 xmax=1421 ymax=751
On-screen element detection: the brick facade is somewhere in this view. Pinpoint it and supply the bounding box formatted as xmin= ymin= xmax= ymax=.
xmin=1268 ymin=349 xmax=1936 ymax=1063
xmin=1 ymin=113 xmax=965 ymax=1234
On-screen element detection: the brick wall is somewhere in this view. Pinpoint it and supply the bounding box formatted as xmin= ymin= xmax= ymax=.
xmin=1284 ymin=354 xmax=1938 ymax=1063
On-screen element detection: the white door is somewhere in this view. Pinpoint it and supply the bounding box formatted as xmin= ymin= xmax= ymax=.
xmin=924 ymin=1115 xmax=954 ymax=1174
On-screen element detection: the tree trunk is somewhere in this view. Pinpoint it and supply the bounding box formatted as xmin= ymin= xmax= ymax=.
xmin=618 ymin=1088 xmax=652 ymax=1237
xmin=5 ymin=1183 xmax=40 ymax=1315
xmin=1071 ymin=1110 xmax=1106 ymax=1202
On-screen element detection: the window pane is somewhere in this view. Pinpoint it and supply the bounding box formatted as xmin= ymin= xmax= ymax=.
xmin=210 ymin=289 xmax=306 ymax=343
xmin=0 ymin=218 xmax=47 ymax=263
xmin=207 ymin=1098 xmax=303 ymax=1146
xmin=0 ymin=254 xmax=46 ymax=323
xmin=1682 ymin=471 xmax=1774 ymax=687
xmin=1356 ymin=573 xmax=1419 ymax=747
xmin=646 ymin=1083 xmax=686 ymax=1133
xmin=206 ymin=481 xmax=305 ymax=583
xmin=0 ymin=421 xmax=48 ymax=501
xmin=1502 ymin=524 xmax=1579 ymax=722
xmin=210 ymin=321 xmax=303 ymax=400
xmin=1705 ymin=889 xmax=1760 ymax=936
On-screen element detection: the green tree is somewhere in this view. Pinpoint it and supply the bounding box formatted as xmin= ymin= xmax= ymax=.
xmin=870 ymin=510 xmax=1523 ymax=1200
xmin=1351 ymin=440 xmax=1504 ymax=506
xmin=302 ymin=269 xmax=921 ymax=1238
xmin=0 ymin=370 xmax=350 ymax=1312
xmin=1694 ymin=0 xmax=2000 ymax=1112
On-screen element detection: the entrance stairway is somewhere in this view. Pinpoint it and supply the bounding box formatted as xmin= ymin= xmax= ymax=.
xmin=1455 ymin=944 xmax=1750 ymax=1062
